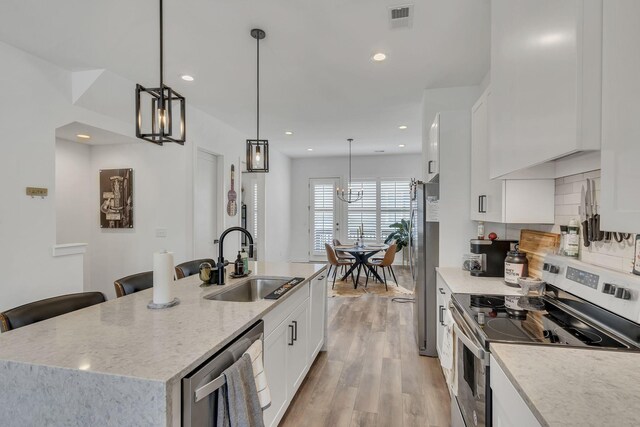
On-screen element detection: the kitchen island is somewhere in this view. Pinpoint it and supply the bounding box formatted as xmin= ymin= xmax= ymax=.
xmin=491 ymin=343 xmax=640 ymax=427
xmin=0 ymin=261 xmax=326 ymax=426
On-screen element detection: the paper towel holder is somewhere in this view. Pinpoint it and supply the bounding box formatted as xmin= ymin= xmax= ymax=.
xmin=147 ymin=297 xmax=180 ymax=310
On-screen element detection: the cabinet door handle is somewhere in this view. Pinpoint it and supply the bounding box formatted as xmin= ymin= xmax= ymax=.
xmin=292 ymin=320 xmax=298 ymax=341
xmin=478 ymin=195 xmax=482 ymax=213
xmin=439 ymin=306 xmax=445 ymax=326
xmin=438 ymin=288 xmax=445 ymax=295
xmin=428 ymin=160 xmax=434 ymax=174
xmin=482 ymin=195 xmax=487 ymax=213
xmin=288 ymin=324 xmax=294 ymax=346
xmin=317 ymin=276 xmax=325 ymax=280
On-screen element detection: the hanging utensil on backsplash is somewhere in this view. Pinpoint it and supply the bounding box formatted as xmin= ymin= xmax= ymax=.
xmin=580 ymin=184 xmax=590 ymax=247
xmin=227 ymin=164 xmax=238 ymax=216
xmin=590 ymin=178 xmax=604 ymax=241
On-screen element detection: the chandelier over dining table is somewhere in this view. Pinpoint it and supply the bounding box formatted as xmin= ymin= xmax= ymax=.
xmin=336 ymin=138 xmax=363 ymax=203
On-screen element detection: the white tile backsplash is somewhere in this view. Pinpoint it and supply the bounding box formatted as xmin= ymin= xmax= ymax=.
xmin=486 ymin=170 xmax=638 ymax=274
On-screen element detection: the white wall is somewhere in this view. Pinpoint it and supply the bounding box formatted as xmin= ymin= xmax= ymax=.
xmin=0 ymin=41 xmax=260 ymax=306
xmin=262 ymin=148 xmax=292 ymax=262
xmin=55 ymin=139 xmax=92 ymax=287
xmin=421 ymin=85 xmax=482 ymax=180
xmin=289 ymin=153 xmax=422 ymax=262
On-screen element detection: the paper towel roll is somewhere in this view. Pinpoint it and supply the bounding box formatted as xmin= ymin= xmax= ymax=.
xmin=153 ymin=250 xmax=174 ymax=304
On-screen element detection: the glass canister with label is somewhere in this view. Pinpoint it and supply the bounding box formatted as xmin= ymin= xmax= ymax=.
xmin=504 ymin=248 xmax=528 ymax=287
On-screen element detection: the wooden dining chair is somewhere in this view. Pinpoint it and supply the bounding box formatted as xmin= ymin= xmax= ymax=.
xmin=325 ymin=243 xmax=355 ymax=289
xmin=366 ymin=243 xmax=398 ymax=291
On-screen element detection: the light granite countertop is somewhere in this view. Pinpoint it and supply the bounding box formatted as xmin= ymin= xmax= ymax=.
xmin=491 ymin=343 xmax=640 ymax=427
xmin=0 ymin=261 xmax=325 ymax=384
xmin=437 ymin=267 xmax=523 ymax=295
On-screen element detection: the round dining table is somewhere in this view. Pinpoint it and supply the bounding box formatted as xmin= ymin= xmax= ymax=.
xmin=335 ymin=244 xmax=389 ymax=288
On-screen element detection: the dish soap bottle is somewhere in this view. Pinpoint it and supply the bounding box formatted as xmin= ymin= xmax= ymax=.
xmin=234 ymin=251 xmax=244 ymax=276
xmin=241 ymin=248 xmax=249 ymax=274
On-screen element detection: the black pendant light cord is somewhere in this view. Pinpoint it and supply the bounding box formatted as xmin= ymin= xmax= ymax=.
xmin=256 ymin=33 xmax=260 ymax=142
xmin=159 ymin=0 xmax=164 ymax=130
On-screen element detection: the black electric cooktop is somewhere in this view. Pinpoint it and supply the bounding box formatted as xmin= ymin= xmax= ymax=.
xmin=452 ymin=294 xmax=629 ymax=349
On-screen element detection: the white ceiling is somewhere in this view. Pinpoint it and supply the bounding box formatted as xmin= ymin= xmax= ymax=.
xmin=0 ymin=0 xmax=490 ymax=157
xmin=56 ymin=122 xmax=138 ymax=146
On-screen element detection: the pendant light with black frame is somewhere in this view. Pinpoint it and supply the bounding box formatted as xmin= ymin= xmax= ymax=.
xmin=336 ymin=138 xmax=363 ymax=203
xmin=135 ymin=0 xmax=186 ymax=145
xmin=246 ymin=29 xmax=269 ymax=172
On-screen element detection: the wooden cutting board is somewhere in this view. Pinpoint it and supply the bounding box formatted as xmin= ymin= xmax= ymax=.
xmin=519 ymin=229 xmax=561 ymax=279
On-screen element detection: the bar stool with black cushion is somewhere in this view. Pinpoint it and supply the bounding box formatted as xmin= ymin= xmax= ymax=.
xmin=325 ymin=243 xmax=355 ymax=289
xmin=0 ymin=292 xmax=106 ymax=333
xmin=366 ymin=243 xmax=398 ymax=291
xmin=175 ymin=258 xmax=215 ymax=280
xmin=114 ymin=271 xmax=154 ymax=298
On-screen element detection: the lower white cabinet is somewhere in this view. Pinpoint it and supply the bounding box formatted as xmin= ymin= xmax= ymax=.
xmin=436 ymin=274 xmax=455 ymax=393
xmin=490 ymin=355 xmax=542 ymax=427
xmin=262 ymin=272 xmax=327 ymax=427
xmin=308 ymin=272 xmax=327 ymax=360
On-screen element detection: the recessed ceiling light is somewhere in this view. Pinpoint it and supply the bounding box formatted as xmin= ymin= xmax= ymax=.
xmin=307 ymin=148 xmax=313 ymax=152
xmin=398 ymin=144 xmax=406 ymax=148
xmin=398 ymin=125 xmax=408 ymax=130
xmin=374 ymin=150 xmax=385 ymax=153
xmin=285 ymin=131 xmax=293 ymax=135
xmin=372 ymin=53 xmax=387 ymax=62
xmin=180 ymin=74 xmax=194 ymax=81
xmin=76 ymin=134 xmax=91 ymax=139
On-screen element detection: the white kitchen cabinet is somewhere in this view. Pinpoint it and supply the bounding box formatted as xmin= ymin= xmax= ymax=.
xmin=490 ymin=0 xmax=602 ymax=179
xmin=263 ymin=297 xmax=309 ymax=427
xmin=600 ymin=0 xmax=640 ymax=233
xmin=263 ymin=320 xmax=289 ymax=427
xmin=262 ymin=271 xmax=327 ymax=427
xmin=471 ymin=87 xmax=555 ymax=223
xmin=308 ymin=272 xmax=327 ymax=360
xmin=426 ymin=113 xmax=440 ymax=182
xmin=491 ymin=355 xmax=542 ymax=427
xmin=436 ymin=274 xmax=456 ymax=395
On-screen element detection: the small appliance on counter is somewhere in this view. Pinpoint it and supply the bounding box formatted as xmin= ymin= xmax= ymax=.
xmin=469 ymin=239 xmax=516 ymax=277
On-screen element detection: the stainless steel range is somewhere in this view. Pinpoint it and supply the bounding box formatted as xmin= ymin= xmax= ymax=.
xmin=449 ymin=255 xmax=640 ymax=427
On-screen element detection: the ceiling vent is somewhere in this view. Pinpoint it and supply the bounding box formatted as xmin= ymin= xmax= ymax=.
xmin=389 ymin=5 xmax=413 ymax=29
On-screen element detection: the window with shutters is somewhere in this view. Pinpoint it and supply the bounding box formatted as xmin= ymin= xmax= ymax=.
xmin=309 ymin=178 xmax=337 ymax=257
xmin=380 ymin=180 xmax=411 ymax=240
xmin=346 ymin=180 xmax=378 ymax=240
xmin=346 ymin=179 xmax=411 ymax=242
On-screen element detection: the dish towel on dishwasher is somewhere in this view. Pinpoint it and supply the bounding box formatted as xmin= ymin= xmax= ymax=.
xmin=216 ymin=353 xmax=264 ymax=427
xmin=243 ymin=339 xmax=272 ymax=409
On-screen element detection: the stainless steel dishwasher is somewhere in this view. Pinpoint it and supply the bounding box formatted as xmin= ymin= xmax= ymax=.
xmin=182 ymin=320 xmax=264 ymax=426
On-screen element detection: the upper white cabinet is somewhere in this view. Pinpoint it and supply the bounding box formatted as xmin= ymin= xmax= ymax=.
xmin=490 ymin=0 xmax=602 ymax=179
xmin=471 ymin=87 xmax=555 ymax=223
xmin=426 ymin=113 xmax=440 ymax=182
xmin=600 ymin=0 xmax=640 ymax=233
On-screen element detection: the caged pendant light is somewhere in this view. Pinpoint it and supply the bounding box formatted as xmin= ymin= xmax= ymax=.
xmin=246 ymin=28 xmax=269 ymax=172
xmin=336 ymin=138 xmax=363 ymax=203
xmin=135 ymin=0 xmax=186 ymax=145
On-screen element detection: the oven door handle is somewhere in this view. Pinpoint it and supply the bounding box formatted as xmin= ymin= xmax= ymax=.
xmin=453 ymin=322 xmax=487 ymax=362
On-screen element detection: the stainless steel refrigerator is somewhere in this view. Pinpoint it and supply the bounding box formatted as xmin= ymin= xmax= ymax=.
xmin=410 ymin=180 xmax=439 ymax=357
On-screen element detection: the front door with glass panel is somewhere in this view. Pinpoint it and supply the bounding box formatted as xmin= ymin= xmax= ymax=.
xmin=309 ymin=178 xmax=339 ymax=261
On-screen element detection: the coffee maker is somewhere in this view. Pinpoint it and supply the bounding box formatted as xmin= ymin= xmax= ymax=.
xmin=469 ymin=239 xmax=517 ymax=277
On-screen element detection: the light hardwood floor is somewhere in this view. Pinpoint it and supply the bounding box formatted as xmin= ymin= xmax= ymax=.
xmin=280 ymin=267 xmax=451 ymax=427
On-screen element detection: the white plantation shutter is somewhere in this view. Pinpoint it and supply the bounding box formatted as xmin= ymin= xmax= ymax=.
xmin=310 ymin=179 xmax=336 ymax=256
xmin=347 ymin=180 xmax=377 ymax=240
xmin=380 ymin=180 xmax=411 ymax=239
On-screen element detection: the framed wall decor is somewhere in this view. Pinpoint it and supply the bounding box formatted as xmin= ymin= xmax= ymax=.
xmin=99 ymin=168 xmax=133 ymax=228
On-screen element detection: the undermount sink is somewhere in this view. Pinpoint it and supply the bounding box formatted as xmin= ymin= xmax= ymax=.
xmin=204 ymin=277 xmax=293 ymax=302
